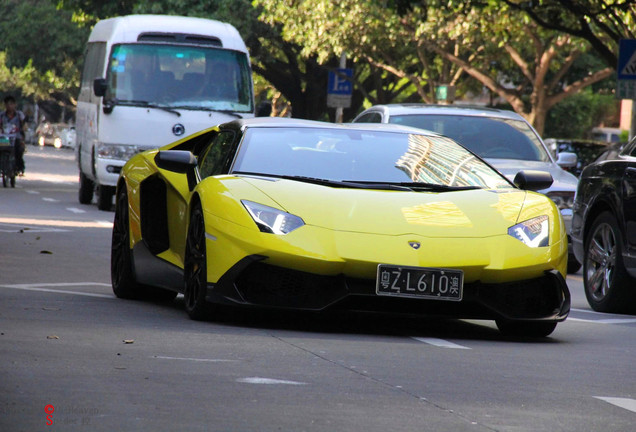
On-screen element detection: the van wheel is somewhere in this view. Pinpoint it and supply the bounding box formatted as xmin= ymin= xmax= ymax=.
xmin=97 ymin=185 xmax=114 ymax=211
xmin=79 ymin=172 xmax=94 ymax=204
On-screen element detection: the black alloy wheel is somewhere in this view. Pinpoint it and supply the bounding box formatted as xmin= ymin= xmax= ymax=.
xmin=567 ymin=256 xmax=582 ymax=274
xmin=583 ymin=212 xmax=635 ymax=313
xmin=98 ymin=185 xmax=114 ymax=211
xmin=111 ymin=186 xmax=142 ymax=299
xmin=184 ymin=201 xmax=213 ymax=320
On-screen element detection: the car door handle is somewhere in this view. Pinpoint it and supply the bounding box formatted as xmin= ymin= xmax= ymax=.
xmin=626 ymin=167 xmax=636 ymax=178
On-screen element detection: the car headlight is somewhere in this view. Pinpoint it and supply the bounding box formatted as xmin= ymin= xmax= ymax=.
xmin=242 ymin=200 xmax=305 ymax=235
xmin=547 ymin=191 xmax=574 ymax=211
xmin=97 ymin=143 xmax=144 ymax=161
xmin=508 ymin=215 xmax=549 ymax=247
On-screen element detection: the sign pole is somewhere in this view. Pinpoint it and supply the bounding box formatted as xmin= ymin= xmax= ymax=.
xmin=335 ymin=53 xmax=346 ymax=123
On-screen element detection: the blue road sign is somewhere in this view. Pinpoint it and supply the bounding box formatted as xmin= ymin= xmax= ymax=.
xmin=618 ymin=39 xmax=636 ymax=80
xmin=327 ymin=68 xmax=353 ymax=95
xmin=617 ymin=39 xmax=636 ymax=99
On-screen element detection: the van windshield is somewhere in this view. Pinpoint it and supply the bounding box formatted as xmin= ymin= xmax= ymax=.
xmin=105 ymin=44 xmax=253 ymax=113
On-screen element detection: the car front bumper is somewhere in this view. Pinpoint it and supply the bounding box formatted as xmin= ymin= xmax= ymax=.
xmin=207 ymin=260 xmax=570 ymax=323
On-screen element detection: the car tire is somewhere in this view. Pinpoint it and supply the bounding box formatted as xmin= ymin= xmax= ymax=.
xmin=97 ymin=185 xmax=114 ymax=211
xmin=495 ymin=320 xmax=557 ymax=338
xmin=583 ymin=212 xmax=636 ymax=313
xmin=111 ymin=186 xmax=143 ymax=299
xmin=184 ymin=201 xmax=213 ymax=320
xmin=78 ymin=172 xmax=94 ymax=204
xmin=567 ymin=255 xmax=582 ymax=274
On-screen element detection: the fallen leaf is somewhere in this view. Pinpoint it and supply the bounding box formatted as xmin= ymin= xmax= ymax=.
xmin=123 ymin=340 xmax=134 ymax=344
xmin=47 ymin=335 xmax=59 ymax=340
xmin=40 ymin=250 xmax=53 ymax=254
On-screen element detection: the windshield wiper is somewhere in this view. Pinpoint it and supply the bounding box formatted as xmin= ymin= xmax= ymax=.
xmin=342 ymin=180 xmax=481 ymax=192
xmin=110 ymin=99 xmax=181 ymax=117
xmin=173 ymin=106 xmax=243 ymax=118
xmin=232 ymin=172 xmax=412 ymax=190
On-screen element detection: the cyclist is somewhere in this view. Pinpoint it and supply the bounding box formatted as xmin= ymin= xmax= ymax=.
xmin=0 ymin=95 xmax=26 ymax=175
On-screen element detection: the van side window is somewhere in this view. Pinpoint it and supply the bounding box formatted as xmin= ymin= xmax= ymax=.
xmin=79 ymin=42 xmax=106 ymax=100
xmin=356 ymin=112 xmax=382 ymax=123
xmin=198 ymin=131 xmax=236 ymax=178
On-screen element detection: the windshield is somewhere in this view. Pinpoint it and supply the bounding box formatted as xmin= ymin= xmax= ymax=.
xmin=105 ymin=43 xmax=253 ymax=113
xmin=232 ymin=127 xmax=512 ymax=190
xmin=390 ymin=114 xmax=550 ymax=162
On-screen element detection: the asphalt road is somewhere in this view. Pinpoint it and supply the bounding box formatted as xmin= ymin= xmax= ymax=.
xmin=1 ymin=145 xmax=635 ymax=432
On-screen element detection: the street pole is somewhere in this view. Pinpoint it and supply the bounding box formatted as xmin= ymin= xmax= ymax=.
xmin=335 ymin=52 xmax=346 ymax=124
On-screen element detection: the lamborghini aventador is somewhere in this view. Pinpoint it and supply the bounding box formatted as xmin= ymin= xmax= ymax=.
xmin=111 ymin=118 xmax=570 ymax=337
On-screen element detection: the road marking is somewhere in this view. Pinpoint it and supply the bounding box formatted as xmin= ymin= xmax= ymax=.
xmin=237 ymin=377 xmax=307 ymax=385
xmin=0 ymin=217 xmax=112 ymax=229
xmin=568 ymin=317 xmax=636 ymax=324
xmin=26 ymin=190 xmax=40 ymax=194
xmin=42 ymin=197 xmax=59 ymax=202
xmin=3 ymin=282 xmax=111 ymax=287
xmin=569 ymin=308 xmax=636 ymax=324
xmin=0 ymin=283 xmax=113 ymax=299
xmin=66 ymin=207 xmax=86 ymax=214
xmin=595 ymin=397 xmax=636 ymax=413
xmin=23 ymin=173 xmax=76 ymax=183
xmin=153 ymin=356 xmax=238 ymax=363
xmin=411 ymin=337 xmax=471 ymax=349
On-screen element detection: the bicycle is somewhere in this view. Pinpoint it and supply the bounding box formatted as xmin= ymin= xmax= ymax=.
xmin=0 ymin=134 xmax=16 ymax=188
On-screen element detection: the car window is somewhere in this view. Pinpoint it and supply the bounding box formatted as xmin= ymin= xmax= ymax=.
xmin=389 ymin=114 xmax=550 ymax=162
xmin=198 ymin=131 xmax=236 ymax=178
xmin=623 ymin=138 xmax=636 ymax=158
xmin=232 ymin=127 xmax=512 ymax=189
xmin=355 ymin=112 xmax=382 ymax=123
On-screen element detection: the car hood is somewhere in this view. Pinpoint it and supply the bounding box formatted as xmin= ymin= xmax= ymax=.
xmin=240 ymin=177 xmax=531 ymax=237
xmin=485 ymin=158 xmax=578 ymax=193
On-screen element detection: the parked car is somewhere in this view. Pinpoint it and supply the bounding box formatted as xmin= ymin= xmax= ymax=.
xmin=571 ymin=137 xmax=636 ymax=313
xmin=36 ymin=123 xmax=76 ymax=149
xmin=590 ymin=127 xmax=625 ymax=143
xmin=544 ymin=138 xmax=610 ymax=177
xmin=352 ymin=104 xmax=582 ymax=273
xmin=112 ymin=118 xmax=570 ymax=337
xmin=36 ymin=123 xmax=66 ymax=149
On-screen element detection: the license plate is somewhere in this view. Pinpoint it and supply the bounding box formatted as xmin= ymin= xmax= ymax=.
xmin=376 ymin=265 xmax=463 ymax=301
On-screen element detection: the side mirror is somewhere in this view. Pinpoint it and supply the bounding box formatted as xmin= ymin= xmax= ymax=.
xmin=155 ymin=150 xmax=199 ymax=191
xmin=556 ymin=151 xmax=577 ymax=168
xmin=93 ymin=78 xmax=108 ymax=97
xmin=513 ymin=170 xmax=553 ymax=191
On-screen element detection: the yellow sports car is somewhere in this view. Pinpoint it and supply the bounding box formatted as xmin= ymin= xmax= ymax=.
xmin=111 ymin=118 xmax=570 ymax=337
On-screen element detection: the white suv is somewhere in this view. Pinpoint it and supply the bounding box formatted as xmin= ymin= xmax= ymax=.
xmin=353 ymin=104 xmax=581 ymax=273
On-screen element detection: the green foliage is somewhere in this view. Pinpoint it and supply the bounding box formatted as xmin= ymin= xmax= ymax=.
xmin=544 ymin=88 xmax=618 ymax=139
xmin=0 ymin=0 xmax=88 ymax=103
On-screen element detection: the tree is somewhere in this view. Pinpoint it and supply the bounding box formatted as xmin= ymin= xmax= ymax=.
xmin=256 ymin=0 xmax=614 ymax=134
xmin=503 ymin=0 xmax=636 ymax=68
xmin=0 ymin=0 xmax=88 ymax=109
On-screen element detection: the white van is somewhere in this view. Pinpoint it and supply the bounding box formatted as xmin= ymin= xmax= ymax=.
xmin=76 ymin=15 xmax=255 ymax=210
